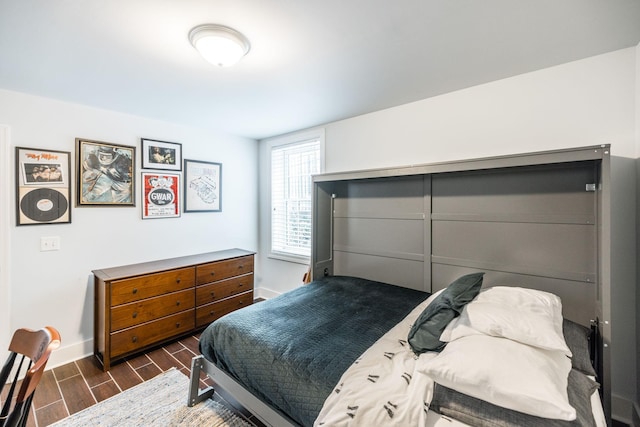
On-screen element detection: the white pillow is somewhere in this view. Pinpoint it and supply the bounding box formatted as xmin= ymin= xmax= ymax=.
xmin=440 ymin=286 xmax=571 ymax=356
xmin=419 ymin=334 xmax=576 ymax=421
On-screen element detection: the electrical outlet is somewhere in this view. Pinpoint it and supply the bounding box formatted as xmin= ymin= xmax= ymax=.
xmin=40 ymin=236 xmax=61 ymax=251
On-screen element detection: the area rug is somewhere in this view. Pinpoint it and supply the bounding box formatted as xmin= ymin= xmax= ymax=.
xmin=51 ymin=368 xmax=254 ymax=426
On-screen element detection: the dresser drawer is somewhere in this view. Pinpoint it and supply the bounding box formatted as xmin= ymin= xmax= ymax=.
xmin=111 ymin=289 xmax=195 ymax=331
xmin=196 ymin=256 xmax=254 ymax=285
xmin=196 ymin=274 xmax=253 ymax=306
xmin=196 ymin=291 xmax=253 ymax=328
xmin=111 ymin=267 xmax=195 ymax=306
xmin=110 ymin=310 xmax=195 ymax=358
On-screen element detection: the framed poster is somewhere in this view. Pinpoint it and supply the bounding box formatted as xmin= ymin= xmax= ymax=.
xmin=141 ymin=172 xmax=181 ymax=219
xmin=141 ymin=138 xmax=182 ymax=171
xmin=15 ymin=147 xmax=71 ymax=226
xmin=76 ymin=138 xmax=135 ymax=206
xmin=184 ymin=159 xmax=221 ymax=212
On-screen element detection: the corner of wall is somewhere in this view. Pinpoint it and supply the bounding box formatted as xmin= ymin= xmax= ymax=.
xmin=636 ymin=40 xmax=640 ymax=424
xmin=255 ymin=286 xmax=285 ymax=300
xmin=48 ymin=338 xmax=93 ymax=370
xmin=0 ymin=125 xmax=11 ymax=351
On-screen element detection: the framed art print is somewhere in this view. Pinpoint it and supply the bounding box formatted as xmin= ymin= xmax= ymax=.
xmin=184 ymin=159 xmax=221 ymax=212
xmin=76 ymin=138 xmax=135 ymax=206
xmin=141 ymin=138 xmax=182 ymax=171
xmin=15 ymin=147 xmax=71 ymax=226
xmin=141 ymin=172 xmax=180 ymax=219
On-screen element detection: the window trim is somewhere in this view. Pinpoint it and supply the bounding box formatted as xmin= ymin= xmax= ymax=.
xmin=266 ymin=128 xmax=325 ymax=264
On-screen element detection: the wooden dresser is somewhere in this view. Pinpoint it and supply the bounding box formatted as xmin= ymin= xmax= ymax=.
xmin=93 ymin=248 xmax=254 ymax=371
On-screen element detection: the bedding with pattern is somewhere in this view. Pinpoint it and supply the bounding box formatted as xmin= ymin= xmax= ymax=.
xmin=199 ymin=275 xmax=429 ymax=426
xmin=199 ymin=275 xmax=603 ymax=427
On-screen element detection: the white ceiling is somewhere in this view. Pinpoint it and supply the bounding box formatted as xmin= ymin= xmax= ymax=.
xmin=1 ymin=1 xmax=639 ymax=140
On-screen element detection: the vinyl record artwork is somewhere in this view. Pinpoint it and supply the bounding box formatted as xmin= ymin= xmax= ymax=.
xmin=16 ymin=147 xmax=71 ymax=225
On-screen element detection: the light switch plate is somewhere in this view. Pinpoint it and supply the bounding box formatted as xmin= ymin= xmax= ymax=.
xmin=40 ymin=236 xmax=60 ymax=251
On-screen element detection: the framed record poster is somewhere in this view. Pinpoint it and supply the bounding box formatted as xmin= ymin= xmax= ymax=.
xmin=15 ymin=147 xmax=71 ymax=226
xmin=76 ymin=138 xmax=135 ymax=206
xmin=141 ymin=172 xmax=180 ymax=219
xmin=183 ymin=159 xmax=221 ymax=212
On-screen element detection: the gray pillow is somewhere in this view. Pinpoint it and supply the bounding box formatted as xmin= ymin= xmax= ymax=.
xmin=431 ymin=368 xmax=599 ymax=427
xmin=408 ymin=272 xmax=484 ymax=354
xmin=563 ymin=318 xmax=597 ymax=377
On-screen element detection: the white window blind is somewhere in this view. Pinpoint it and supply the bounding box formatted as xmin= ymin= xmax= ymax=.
xmin=271 ymin=139 xmax=321 ymax=258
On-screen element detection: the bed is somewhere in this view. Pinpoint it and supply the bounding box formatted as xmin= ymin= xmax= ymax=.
xmin=188 ymin=145 xmax=611 ymax=426
xmin=191 ymin=274 xmax=604 ymax=426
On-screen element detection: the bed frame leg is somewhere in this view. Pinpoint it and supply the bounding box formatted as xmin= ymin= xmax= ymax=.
xmin=188 ymin=355 xmax=215 ymax=407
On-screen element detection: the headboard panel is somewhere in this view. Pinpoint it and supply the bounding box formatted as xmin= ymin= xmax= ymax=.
xmin=430 ymin=161 xmax=598 ymax=326
xmin=312 ymin=145 xmax=611 ymax=420
xmin=331 ymin=175 xmax=428 ymax=290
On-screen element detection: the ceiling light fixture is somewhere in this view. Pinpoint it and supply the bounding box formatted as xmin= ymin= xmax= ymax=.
xmin=188 ymin=24 xmax=251 ymax=67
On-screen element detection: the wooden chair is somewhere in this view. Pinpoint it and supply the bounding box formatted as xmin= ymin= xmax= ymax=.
xmin=0 ymin=326 xmax=61 ymax=427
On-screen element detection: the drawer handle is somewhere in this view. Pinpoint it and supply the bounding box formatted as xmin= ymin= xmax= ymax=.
xmin=176 ymin=322 xmax=181 ymax=328
xmin=176 ymin=300 xmax=180 ymax=306
xmin=209 ymin=310 xmax=215 ymax=316
xmin=132 ymin=336 xmax=137 ymax=343
xmin=238 ymin=265 xmax=244 ymax=269
xmin=132 ymin=311 xmax=138 ymax=318
xmin=238 ymin=283 xmax=244 ymax=287
xmin=210 ymin=272 xmax=215 ymax=276
xmin=239 ymin=301 xmax=244 ymax=305
xmin=210 ymin=291 xmax=215 ymax=298
xmin=132 ymin=288 xmax=138 ymax=294
xmin=176 ymin=278 xmax=181 ymax=284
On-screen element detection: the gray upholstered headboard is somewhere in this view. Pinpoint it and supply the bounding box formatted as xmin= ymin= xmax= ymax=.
xmin=312 ymin=144 xmax=611 ymax=420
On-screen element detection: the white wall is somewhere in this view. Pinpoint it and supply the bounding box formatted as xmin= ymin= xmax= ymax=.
xmin=634 ymin=42 xmax=640 ymax=427
xmin=259 ymin=47 xmax=638 ymax=420
xmin=0 ymin=89 xmax=259 ymax=367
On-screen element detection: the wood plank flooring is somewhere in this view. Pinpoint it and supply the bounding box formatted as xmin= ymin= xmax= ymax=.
xmin=2 ymin=332 xmax=258 ymax=427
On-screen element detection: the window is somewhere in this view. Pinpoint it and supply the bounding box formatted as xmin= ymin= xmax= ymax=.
xmin=270 ymin=134 xmax=322 ymax=260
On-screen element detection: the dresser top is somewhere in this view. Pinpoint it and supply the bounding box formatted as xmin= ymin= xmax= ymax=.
xmin=92 ymin=248 xmax=255 ymax=281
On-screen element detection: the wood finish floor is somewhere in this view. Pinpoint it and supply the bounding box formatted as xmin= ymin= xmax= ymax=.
xmin=1 ymin=332 xmax=259 ymax=427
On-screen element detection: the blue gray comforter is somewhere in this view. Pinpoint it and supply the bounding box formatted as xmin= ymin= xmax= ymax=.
xmin=199 ymin=275 xmax=429 ymax=427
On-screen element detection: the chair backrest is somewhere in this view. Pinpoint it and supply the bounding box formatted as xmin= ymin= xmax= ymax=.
xmin=0 ymin=326 xmax=61 ymax=427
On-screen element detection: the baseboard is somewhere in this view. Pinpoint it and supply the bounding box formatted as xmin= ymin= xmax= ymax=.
xmin=47 ymin=338 xmax=93 ymax=370
xmin=632 ymin=402 xmax=639 ymax=427
xmin=613 ymin=393 xmax=634 ymax=425
xmin=255 ymin=286 xmax=287 ymax=300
